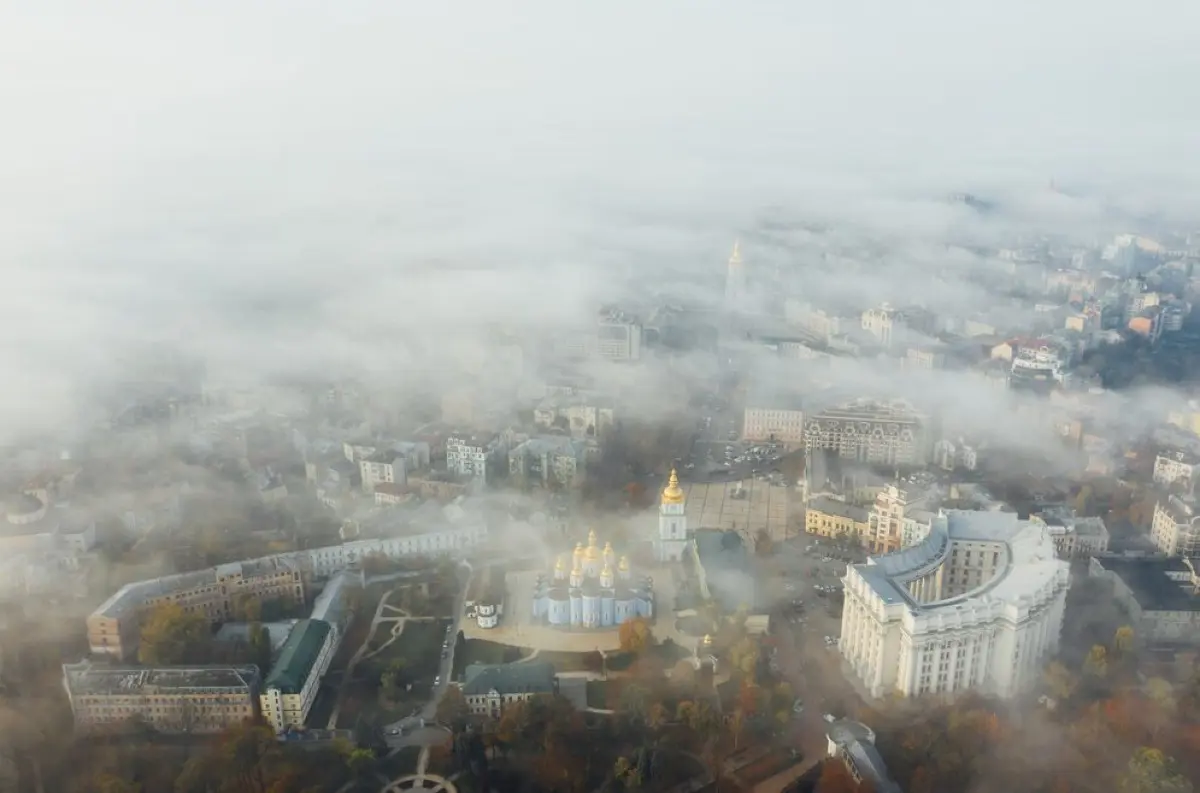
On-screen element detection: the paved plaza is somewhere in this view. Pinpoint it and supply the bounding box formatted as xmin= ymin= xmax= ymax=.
xmin=684 ymin=478 xmax=792 ymax=544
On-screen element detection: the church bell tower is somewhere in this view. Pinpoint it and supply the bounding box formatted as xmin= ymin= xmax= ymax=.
xmin=657 ymin=468 xmax=688 ymax=563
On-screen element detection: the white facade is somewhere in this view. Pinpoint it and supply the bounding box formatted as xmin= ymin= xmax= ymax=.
xmin=742 ymin=406 xmax=805 ymax=444
xmin=1151 ymin=495 xmax=1200 ymax=557
xmin=861 ymin=304 xmax=897 ymax=347
xmin=596 ymin=311 xmax=643 ymax=361
xmin=840 ymin=510 xmax=1069 ymax=699
xmin=1153 ymin=451 xmax=1199 ymax=488
xmin=446 ymin=435 xmax=498 ymax=483
xmin=657 ymin=471 xmax=689 ymax=563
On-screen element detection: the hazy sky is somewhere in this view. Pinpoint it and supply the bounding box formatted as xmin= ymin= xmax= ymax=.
xmin=2 ymin=1 xmax=1199 ymax=436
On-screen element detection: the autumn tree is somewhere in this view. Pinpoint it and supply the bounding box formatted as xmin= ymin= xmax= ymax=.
xmin=1083 ymin=645 xmax=1109 ymax=680
xmin=1044 ymin=661 xmax=1078 ymax=702
xmin=436 ymin=685 xmax=470 ymax=727
xmin=816 ymin=760 xmax=863 ymax=793
xmin=619 ymin=617 xmax=656 ymax=653
xmin=138 ymin=603 xmax=210 ymax=666
xmin=232 ymin=593 xmax=263 ymax=622
xmin=1114 ymin=625 xmax=1136 ymax=655
xmin=1119 ymin=747 xmax=1193 ymax=793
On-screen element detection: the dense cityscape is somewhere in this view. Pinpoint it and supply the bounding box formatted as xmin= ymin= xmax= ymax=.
xmin=0 ymin=228 xmax=1196 ymax=793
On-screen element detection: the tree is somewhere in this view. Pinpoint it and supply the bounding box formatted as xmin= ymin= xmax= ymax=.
xmin=619 ymin=618 xmax=656 ymax=653
xmin=728 ymin=636 xmax=759 ymax=677
xmin=138 ymin=603 xmax=210 ymax=666
xmin=755 ymin=529 xmax=774 ymax=556
xmin=232 ymin=593 xmax=263 ymax=622
xmin=1144 ymin=678 xmax=1177 ymax=740
xmin=380 ymin=659 xmax=408 ymax=704
xmin=96 ymin=775 xmax=142 ymax=793
xmin=729 ymin=709 xmax=747 ymax=749
xmin=1114 ymin=625 xmax=1136 ymax=654
xmin=437 ymin=685 xmax=470 ymax=727
xmin=1119 ymin=747 xmax=1193 ymax=793
xmin=1074 ymin=485 xmax=1095 ymax=516
xmin=248 ymin=622 xmax=272 ymax=673
xmin=619 ymin=683 xmax=651 ymax=721
xmin=1044 ymin=661 xmax=1078 ymax=702
xmin=345 ymin=748 xmax=377 ymax=781
xmin=1083 ymin=644 xmax=1109 ymax=680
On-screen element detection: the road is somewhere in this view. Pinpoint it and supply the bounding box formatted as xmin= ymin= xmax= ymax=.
xmin=378 ymin=551 xmax=545 ymax=749
xmin=381 ymin=559 xmax=473 ymax=748
xmin=762 ymin=536 xmax=868 ymax=744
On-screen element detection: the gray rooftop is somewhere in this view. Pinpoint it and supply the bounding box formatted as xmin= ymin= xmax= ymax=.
xmin=1093 ymin=556 xmax=1200 ymax=613
xmin=462 ymin=662 xmax=556 ymax=697
xmin=807 ymin=497 xmax=869 ymax=523
xmin=64 ymin=660 xmax=259 ymax=697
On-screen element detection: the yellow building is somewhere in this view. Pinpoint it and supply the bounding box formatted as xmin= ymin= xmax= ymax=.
xmin=259 ymin=619 xmax=335 ymax=733
xmin=88 ymin=557 xmax=308 ymax=661
xmin=805 ymin=496 xmax=870 ymax=541
xmin=62 ymin=660 xmax=260 ymax=734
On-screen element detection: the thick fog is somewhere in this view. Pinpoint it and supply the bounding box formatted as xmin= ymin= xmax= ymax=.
xmin=3 ymin=0 xmax=1199 ymax=442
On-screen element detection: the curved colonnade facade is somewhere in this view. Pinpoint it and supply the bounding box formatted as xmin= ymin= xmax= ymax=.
xmin=839 ymin=509 xmax=1069 ymax=699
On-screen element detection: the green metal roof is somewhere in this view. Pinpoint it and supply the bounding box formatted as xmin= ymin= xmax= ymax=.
xmin=264 ymin=619 xmax=331 ymax=694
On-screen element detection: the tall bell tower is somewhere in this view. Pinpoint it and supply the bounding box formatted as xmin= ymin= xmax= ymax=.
xmin=724 ymin=239 xmax=745 ymax=310
xmin=657 ymin=468 xmax=689 ymax=563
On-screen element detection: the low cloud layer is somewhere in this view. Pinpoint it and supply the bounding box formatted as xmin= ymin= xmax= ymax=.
xmin=2 ymin=1 xmax=1199 ymax=443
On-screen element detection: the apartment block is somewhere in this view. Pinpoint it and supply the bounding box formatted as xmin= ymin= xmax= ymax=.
xmin=508 ymin=437 xmax=587 ymax=489
xmin=1151 ymin=495 xmax=1200 ymax=557
xmin=446 ymin=433 xmax=504 ymax=484
xmin=804 ymin=399 xmax=927 ymax=468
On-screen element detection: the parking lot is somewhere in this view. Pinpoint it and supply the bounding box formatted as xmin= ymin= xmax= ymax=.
xmin=760 ymin=535 xmax=871 ymax=727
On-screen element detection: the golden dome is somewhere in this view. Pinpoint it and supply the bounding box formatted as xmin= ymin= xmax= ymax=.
xmin=573 ymin=542 xmax=584 ymax=558
xmin=585 ymin=543 xmax=600 ymax=560
xmin=618 ymin=555 xmax=630 ymax=570
xmin=587 ymin=528 xmax=598 ymax=547
xmin=702 ymin=634 xmax=713 ymax=646
xmin=604 ymin=540 xmax=613 ymax=552
xmin=554 ymin=555 xmax=566 ymax=570
xmin=601 ymin=562 xmax=612 ymax=577
xmin=661 ymin=468 xmax=685 ymax=504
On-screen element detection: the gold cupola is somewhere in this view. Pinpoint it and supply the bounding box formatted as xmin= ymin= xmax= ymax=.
xmin=573 ymin=542 xmax=585 ymax=561
xmin=661 ymin=468 xmax=684 ymax=505
xmin=702 ymin=633 xmax=713 ymax=647
xmin=554 ymin=554 xmax=566 ymax=571
xmin=587 ymin=528 xmax=598 ymax=547
xmin=618 ymin=555 xmax=630 ymax=571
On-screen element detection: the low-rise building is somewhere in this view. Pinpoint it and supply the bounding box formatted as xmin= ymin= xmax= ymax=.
xmin=508 ymin=436 xmax=587 ymax=489
xmin=805 ymin=497 xmax=869 ymax=541
xmin=1154 ymin=449 xmax=1200 ymax=488
xmin=260 ymin=619 xmax=335 ymax=733
xmin=1089 ymin=555 xmax=1200 ymax=647
xmin=63 ymin=661 xmax=260 ymax=734
xmin=532 ymin=395 xmax=614 ymax=440
xmin=1033 ymin=507 xmax=1110 ymax=559
xmin=461 ymin=662 xmax=557 ymax=718
xmin=742 ymin=386 xmax=805 ymax=445
xmin=446 ymin=433 xmax=504 ymax=484
xmin=825 ymin=720 xmax=902 ymax=793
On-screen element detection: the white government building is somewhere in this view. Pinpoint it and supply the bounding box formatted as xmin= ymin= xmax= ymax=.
xmin=840 ymin=509 xmax=1069 ymax=699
